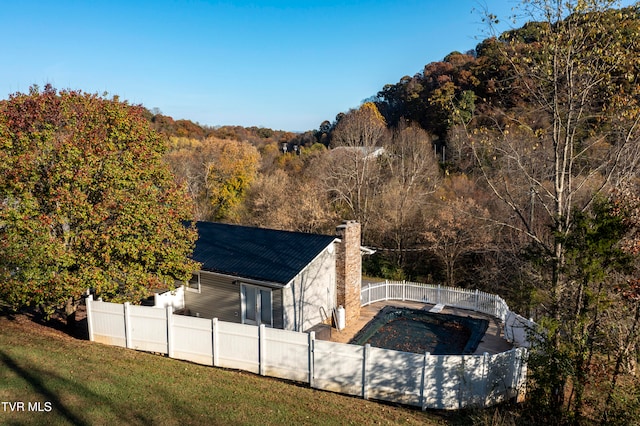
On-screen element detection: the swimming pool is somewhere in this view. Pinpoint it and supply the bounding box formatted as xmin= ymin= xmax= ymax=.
xmin=349 ymin=306 xmax=489 ymax=355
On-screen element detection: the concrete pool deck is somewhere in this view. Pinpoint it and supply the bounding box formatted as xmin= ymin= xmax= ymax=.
xmin=322 ymin=300 xmax=513 ymax=355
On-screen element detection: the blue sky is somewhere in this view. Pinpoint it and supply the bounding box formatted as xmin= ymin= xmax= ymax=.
xmin=1 ymin=1 xmax=634 ymax=131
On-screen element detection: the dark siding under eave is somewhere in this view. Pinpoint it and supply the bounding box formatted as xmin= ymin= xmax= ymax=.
xmin=183 ymin=271 xmax=240 ymax=323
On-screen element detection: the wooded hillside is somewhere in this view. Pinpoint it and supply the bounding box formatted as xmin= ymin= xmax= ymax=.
xmin=2 ymin=1 xmax=639 ymax=423
xmin=153 ymin=3 xmax=640 ymax=423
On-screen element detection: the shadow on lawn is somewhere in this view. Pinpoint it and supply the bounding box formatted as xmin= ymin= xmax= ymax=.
xmin=0 ymin=303 xmax=89 ymax=341
xmin=0 ymin=349 xmax=89 ymax=426
xmin=0 ymin=349 xmax=154 ymax=425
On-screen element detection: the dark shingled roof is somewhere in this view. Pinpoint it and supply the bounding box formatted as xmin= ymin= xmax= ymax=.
xmin=192 ymin=222 xmax=337 ymax=286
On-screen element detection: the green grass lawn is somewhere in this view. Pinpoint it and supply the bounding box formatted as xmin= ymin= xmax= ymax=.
xmin=0 ymin=313 xmax=453 ymax=426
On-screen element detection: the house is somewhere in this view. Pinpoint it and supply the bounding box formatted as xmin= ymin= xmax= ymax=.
xmin=178 ymin=220 xmax=365 ymax=333
xmin=331 ymin=145 xmax=386 ymax=160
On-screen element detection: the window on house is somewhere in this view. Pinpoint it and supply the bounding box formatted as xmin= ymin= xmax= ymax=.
xmin=186 ymin=273 xmax=200 ymax=293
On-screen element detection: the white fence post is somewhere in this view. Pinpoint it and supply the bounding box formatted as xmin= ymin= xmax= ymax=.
xmin=124 ymin=302 xmax=132 ymax=349
xmin=86 ymin=295 xmax=94 ymax=342
xmin=482 ymin=352 xmax=489 ymax=407
xmin=420 ymin=352 xmax=429 ymax=411
xmin=166 ymin=306 xmax=174 ymax=358
xmin=504 ymin=311 xmax=513 ymax=343
xmin=475 ymin=289 xmax=479 ymax=311
xmin=513 ymin=348 xmax=527 ymax=402
xmin=259 ymin=324 xmax=266 ymax=376
xmin=437 ymin=284 xmax=441 ymax=304
xmin=512 ymin=348 xmax=519 ymax=400
xmin=212 ymin=318 xmax=219 ymax=367
xmin=308 ymin=331 xmax=315 ymax=388
xmin=362 ymin=343 xmax=370 ymax=400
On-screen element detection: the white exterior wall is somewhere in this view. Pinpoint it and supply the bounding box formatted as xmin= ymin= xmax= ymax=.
xmin=153 ymin=286 xmax=185 ymax=310
xmin=281 ymin=246 xmax=336 ymax=332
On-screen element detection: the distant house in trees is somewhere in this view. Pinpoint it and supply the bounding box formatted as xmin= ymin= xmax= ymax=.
xmin=331 ymin=146 xmax=386 ymax=160
xmin=163 ymin=221 xmax=368 ymax=333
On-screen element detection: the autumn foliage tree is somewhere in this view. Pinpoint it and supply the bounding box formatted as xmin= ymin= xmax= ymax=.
xmin=205 ymin=139 xmax=260 ymax=221
xmin=241 ymin=143 xmax=337 ymax=234
xmin=421 ymin=176 xmax=495 ymax=288
xmin=369 ymin=121 xmax=440 ymax=269
xmin=462 ymin=1 xmax=640 ymax=421
xmin=0 ymin=85 xmax=199 ymax=323
xmin=600 ymin=183 xmax=640 ymax=422
xmin=164 ymin=136 xmax=260 ymax=221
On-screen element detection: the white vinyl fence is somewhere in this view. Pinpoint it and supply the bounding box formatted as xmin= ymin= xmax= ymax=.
xmin=86 ymin=284 xmax=529 ymax=410
xmin=362 ymin=281 xmax=534 ymax=348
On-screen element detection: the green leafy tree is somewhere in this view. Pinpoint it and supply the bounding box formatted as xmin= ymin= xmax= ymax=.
xmin=555 ymin=199 xmax=633 ymax=421
xmin=0 ymin=85 xmax=199 ymax=323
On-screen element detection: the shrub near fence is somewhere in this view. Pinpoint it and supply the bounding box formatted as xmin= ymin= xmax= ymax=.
xmin=86 ymin=283 xmax=530 ymax=410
